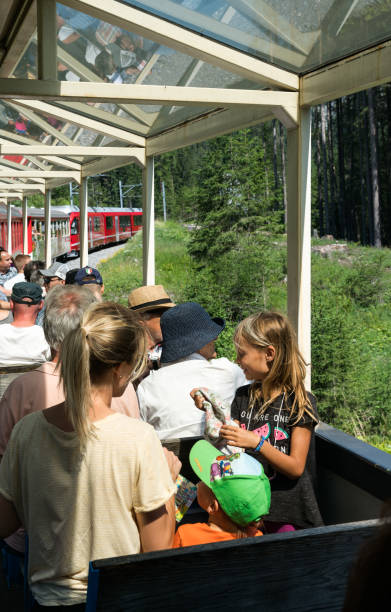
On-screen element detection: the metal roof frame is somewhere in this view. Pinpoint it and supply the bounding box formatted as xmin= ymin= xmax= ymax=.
xmin=0 ymin=0 xmax=390 ymax=384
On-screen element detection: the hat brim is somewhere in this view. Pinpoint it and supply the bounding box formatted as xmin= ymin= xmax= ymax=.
xmin=131 ymin=302 xmax=175 ymax=314
xmin=189 ymin=440 xmax=220 ymax=486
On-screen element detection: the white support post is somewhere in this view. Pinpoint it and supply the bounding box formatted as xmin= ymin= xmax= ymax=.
xmin=6 ymin=201 xmax=12 ymax=253
xmin=142 ymin=157 xmax=155 ymax=285
xmin=44 ymin=189 xmax=51 ymax=267
xmin=37 ymin=0 xmax=58 ymax=81
xmin=80 ymin=178 xmax=89 ymax=267
xmin=22 ymin=196 xmax=28 ymax=253
xmin=286 ymin=108 xmax=312 ymax=388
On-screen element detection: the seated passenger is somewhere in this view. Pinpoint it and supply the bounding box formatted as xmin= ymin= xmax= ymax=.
xmin=36 ymin=261 xmax=70 ymax=326
xmin=174 ymin=440 xmax=270 ymax=547
xmin=3 ymin=253 xmax=31 ymax=291
xmin=137 ymin=302 xmax=246 ymax=439
xmin=0 ymin=247 xmax=17 ymax=302
xmin=216 ymin=311 xmax=323 ymax=532
xmin=0 ymin=302 xmax=181 ymax=608
xmin=128 ymin=284 xmax=175 ymax=368
xmin=0 ymin=282 xmax=50 ymax=369
xmin=74 ymin=266 xmax=105 ymax=301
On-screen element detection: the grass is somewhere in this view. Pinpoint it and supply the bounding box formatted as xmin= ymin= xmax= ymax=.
xmin=98 ymin=220 xmax=192 ymax=305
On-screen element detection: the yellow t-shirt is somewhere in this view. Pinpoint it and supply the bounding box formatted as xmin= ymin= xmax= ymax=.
xmin=0 ymin=411 xmax=175 ymax=606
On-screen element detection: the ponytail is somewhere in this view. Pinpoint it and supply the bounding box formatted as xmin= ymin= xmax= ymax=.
xmin=60 ymin=324 xmax=93 ymax=449
xmin=59 ymin=302 xmax=147 ymax=449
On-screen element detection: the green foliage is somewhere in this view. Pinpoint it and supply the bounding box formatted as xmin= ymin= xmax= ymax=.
xmin=98 ymin=221 xmax=191 ymax=305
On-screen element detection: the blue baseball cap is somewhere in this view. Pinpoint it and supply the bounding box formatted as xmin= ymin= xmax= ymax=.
xmin=74 ymin=266 xmax=103 ymax=286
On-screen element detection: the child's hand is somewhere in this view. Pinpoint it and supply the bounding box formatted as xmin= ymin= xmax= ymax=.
xmin=220 ymin=424 xmax=261 ymax=450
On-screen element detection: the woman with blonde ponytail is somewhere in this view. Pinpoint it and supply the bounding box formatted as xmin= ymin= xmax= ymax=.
xmin=218 ymin=311 xmax=323 ymax=533
xmin=0 ymin=302 xmax=181 ymax=610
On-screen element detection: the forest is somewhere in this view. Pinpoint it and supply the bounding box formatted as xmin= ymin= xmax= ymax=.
xmin=49 ymin=84 xmax=391 ymax=451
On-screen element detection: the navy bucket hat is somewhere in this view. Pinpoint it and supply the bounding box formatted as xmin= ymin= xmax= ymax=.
xmin=160 ymin=302 xmax=225 ymax=364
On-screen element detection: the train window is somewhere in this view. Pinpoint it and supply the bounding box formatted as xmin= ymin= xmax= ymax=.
xmin=106 ymin=216 xmax=113 ymax=229
xmin=119 ymin=215 xmax=131 ymax=229
xmin=71 ymin=218 xmax=79 ymax=235
xmin=94 ymin=217 xmax=101 ymax=231
xmin=134 ymin=215 xmax=142 ymax=224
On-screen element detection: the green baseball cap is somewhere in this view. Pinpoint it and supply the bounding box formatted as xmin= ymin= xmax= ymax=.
xmin=190 ymin=440 xmax=271 ymax=527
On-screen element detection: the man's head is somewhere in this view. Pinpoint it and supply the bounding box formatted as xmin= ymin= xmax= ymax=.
xmin=13 ymin=253 xmax=31 ymax=273
xmin=10 ymin=282 xmax=43 ymax=323
xmin=128 ymin=285 xmax=175 ymax=345
xmin=74 ymin=266 xmax=104 ymax=301
xmin=160 ymin=302 xmax=225 ymax=364
xmin=41 ymin=261 xmax=69 ymax=292
xmin=119 ymin=35 xmax=135 ymax=51
xmin=24 ymin=260 xmax=45 ymax=283
xmin=43 ymin=285 xmax=97 ymax=356
xmin=0 ymin=249 xmax=12 ymax=274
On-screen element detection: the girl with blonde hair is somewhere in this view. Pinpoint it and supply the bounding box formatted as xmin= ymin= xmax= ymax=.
xmin=219 ymin=311 xmax=323 ymax=532
xmin=0 ymin=302 xmax=180 ymax=610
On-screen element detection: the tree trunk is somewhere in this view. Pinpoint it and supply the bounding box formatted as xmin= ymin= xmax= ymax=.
xmin=272 ymin=119 xmax=279 ymax=210
xmin=279 ymin=122 xmax=287 ymax=230
xmin=367 ymin=88 xmax=382 ymax=247
xmin=327 ymin=101 xmax=337 ymax=237
xmin=320 ymin=104 xmax=330 ymax=234
xmin=336 ymin=98 xmax=346 ymax=239
xmin=314 ymin=108 xmax=324 ymax=235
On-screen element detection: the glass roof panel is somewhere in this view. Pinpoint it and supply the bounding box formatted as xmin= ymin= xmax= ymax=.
xmin=123 ymin=0 xmax=391 ymax=74
xmin=52 ymin=3 xmax=263 ymax=135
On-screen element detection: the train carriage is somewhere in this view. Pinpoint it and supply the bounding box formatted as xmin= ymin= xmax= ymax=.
xmin=0 ymin=205 xmax=142 ymax=260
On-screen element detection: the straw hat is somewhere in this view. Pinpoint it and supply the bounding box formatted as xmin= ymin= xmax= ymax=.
xmin=128 ymin=285 xmax=175 ymax=313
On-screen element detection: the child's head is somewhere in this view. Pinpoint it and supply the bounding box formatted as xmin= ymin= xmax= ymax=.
xmin=190 ymin=441 xmax=271 ymax=528
xmin=234 ymin=311 xmax=304 ymax=383
xmin=234 ymin=311 xmax=313 ymax=421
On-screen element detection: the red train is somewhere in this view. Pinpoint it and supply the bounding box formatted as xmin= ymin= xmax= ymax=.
xmin=0 ymin=204 xmax=142 ymax=260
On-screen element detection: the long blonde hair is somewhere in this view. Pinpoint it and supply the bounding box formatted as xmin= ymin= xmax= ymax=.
xmin=59 ymin=302 xmax=147 ymax=447
xmin=234 ymin=311 xmax=316 ymax=424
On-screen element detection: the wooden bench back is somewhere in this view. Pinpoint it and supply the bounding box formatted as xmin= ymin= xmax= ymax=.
xmin=88 ymin=520 xmax=377 ymax=612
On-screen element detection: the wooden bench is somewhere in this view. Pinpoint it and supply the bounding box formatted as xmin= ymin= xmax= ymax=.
xmin=84 ymin=424 xmax=391 ymax=611
xmin=85 ymin=520 xmax=377 ymax=611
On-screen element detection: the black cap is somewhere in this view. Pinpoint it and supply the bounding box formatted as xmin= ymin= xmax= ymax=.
xmin=11 ymin=282 xmax=43 ymax=305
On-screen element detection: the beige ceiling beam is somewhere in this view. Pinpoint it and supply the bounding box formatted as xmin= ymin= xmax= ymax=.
xmin=0 ymin=183 xmax=45 ymax=192
xmin=37 ymin=156 xmax=81 ymax=170
xmin=56 ymin=45 xmax=157 ymax=126
xmin=147 ymin=106 xmax=274 ymax=156
xmin=0 ymin=144 xmax=144 ymax=157
xmin=0 ymin=193 xmax=23 ymax=199
xmin=7 ymin=101 xmax=75 ymax=145
xmin=0 ymin=80 xmax=298 ymax=109
xmin=81 ymin=150 xmax=146 ymax=178
xmin=24 ymin=156 xmax=51 ymax=170
xmin=0 ymin=170 xmax=80 ymax=181
xmin=0 ymin=0 xmax=36 ymax=77
xmin=37 ymin=0 xmax=57 ymax=80
xmin=227 ymin=0 xmax=318 ymax=54
xmin=302 ymin=41 xmax=391 ymax=107
xmin=58 ymin=102 xmax=149 ymax=135
xmin=61 ymin=0 xmax=299 ymax=90
xmin=11 ymin=97 xmax=146 ymax=146
xmin=0 ymin=135 xmax=73 ymax=171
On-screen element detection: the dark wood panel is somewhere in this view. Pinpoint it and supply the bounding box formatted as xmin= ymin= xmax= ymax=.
xmin=92 ymin=520 xmax=377 ymax=612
